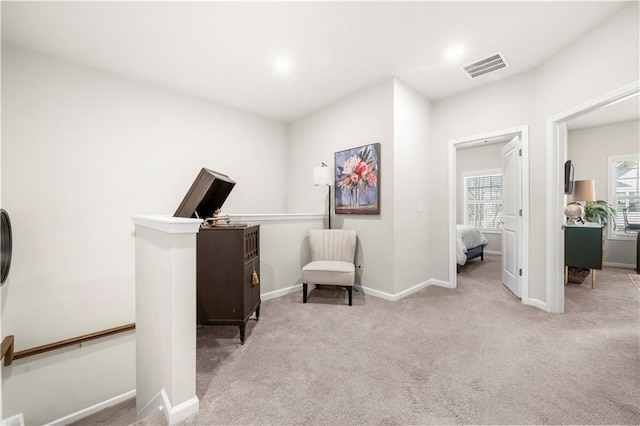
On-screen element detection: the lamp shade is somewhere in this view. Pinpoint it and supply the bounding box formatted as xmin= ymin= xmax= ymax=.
xmin=313 ymin=166 xmax=332 ymax=186
xmin=571 ymin=179 xmax=596 ymax=202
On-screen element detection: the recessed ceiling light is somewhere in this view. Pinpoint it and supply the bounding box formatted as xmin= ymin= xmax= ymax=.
xmin=272 ymin=55 xmax=295 ymax=75
xmin=445 ymin=43 xmax=466 ymax=62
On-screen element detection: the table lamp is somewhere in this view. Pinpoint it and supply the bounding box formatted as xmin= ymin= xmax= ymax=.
xmin=565 ymin=179 xmax=596 ymax=224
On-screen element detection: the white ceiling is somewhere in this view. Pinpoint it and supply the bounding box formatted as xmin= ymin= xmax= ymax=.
xmin=1 ymin=1 xmax=631 ymax=122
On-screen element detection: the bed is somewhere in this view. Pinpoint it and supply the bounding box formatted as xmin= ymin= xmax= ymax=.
xmin=456 ymin=225 xmax=489 ymax=272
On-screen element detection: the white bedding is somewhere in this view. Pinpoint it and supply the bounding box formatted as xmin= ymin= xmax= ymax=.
xmin=456 ymin=225 xmax=489 ymax=265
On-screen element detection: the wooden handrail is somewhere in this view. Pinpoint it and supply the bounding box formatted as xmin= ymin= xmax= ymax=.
xmin=1 ymin=335 xmax=15 ymax=367
xmin=5 ymin=323 xmax=135 ymax=365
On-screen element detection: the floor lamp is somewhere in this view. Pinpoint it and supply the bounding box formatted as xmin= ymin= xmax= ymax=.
xmin=313 ymin=163 xmax=333 ymax=229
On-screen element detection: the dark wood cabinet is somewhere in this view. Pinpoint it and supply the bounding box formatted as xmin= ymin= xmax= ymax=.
xmin=564 ymin=224 xmax=603 ymax=288
xmin=196 ymin=225 xmax=260 ymax=344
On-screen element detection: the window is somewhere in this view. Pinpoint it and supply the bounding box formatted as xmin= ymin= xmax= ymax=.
xmin=609 ymin=153 xmax=640 ymax=239
xmin=463 ymin=169 xmax=502 ymax=232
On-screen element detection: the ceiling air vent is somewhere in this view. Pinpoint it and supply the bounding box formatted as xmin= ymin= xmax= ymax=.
xmin=462 ymin=52 xmax=509 ymax=79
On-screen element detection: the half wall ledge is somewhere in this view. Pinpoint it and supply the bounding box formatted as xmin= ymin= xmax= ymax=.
xmin=132 ymin=215 xmax=203 ymax=234
xmin=132 ymin=214 xmax=202 ymax=424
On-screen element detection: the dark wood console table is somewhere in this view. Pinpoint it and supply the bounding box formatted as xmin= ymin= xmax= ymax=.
xmin=564 ymin=224 xmax=603 ymax=289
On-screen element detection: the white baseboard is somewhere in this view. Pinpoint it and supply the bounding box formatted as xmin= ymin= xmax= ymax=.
xmin=604 ymin=261 xmax=636 ymax=269
xmin=355 ymin=284 xmax=396 ymax=300
xmin=526 ymin=297 xmax=547 ymax=312
xmin=1 ymin=413 xmax=24 ymax=426
xmin=138 ymin=388 xmax=199 ymax=425
xmin=261 ymin=283 xmax=303 ymax=301
xmin=428 ymin=278 xmax=454 ymax=289
xmin=394 ymin=280 xmax=434 ymax=299
xmin=267 ymin=279 xmax=451 ymax=302
xmin=43 ymin=390 xmax=135 ymax=426
xmin=484 ymin=250 xmax=502 ymax=255
xmin=357 ymin=280 xmax=441 ymax=301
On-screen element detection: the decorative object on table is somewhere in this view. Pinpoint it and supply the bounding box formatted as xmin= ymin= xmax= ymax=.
xmin=565 ymin=179 xmax=616 ymax=227
xmin=313 ymin=163 xmax=333 ymax=229
xmin=334 ymin=143 xmax=380 ymax=215
xmin=564 ymin=203 xmax=584 ymax=225
xmin=203 ymin=208 xmax=230 ymax=227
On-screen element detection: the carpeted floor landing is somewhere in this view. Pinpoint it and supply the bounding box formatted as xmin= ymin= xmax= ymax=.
xmin=630 ymin=273 xmax=640 ymax=293
xmin=75 ymin=255 xmax=640 ymax=425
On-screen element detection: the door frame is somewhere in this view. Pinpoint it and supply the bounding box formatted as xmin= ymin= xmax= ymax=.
xmin=545 ymin=80 xmax=639 ymax=314
xmin=448 ymin=125 xmax=530 ymax=305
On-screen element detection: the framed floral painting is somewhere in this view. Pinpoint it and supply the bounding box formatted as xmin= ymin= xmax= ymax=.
xmin=335 ymin=143 xmax=380 ymax=215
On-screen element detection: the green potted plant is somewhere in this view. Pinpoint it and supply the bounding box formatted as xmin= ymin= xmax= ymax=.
xmin=583 ymin=200 xmax=617 ymax=228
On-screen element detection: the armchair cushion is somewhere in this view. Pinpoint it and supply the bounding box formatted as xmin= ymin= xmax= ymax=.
xmin=301 ymin=260 xmax=355 ymax=286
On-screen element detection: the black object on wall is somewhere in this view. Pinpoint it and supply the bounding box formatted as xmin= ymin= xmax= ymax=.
xmin=564 ymin=160 xmax=575 ymax=195
xmin=1 ymin=209 xmax=12 ymax=285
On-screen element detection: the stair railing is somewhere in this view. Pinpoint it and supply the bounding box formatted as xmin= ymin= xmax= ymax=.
xmin=0 ymin=323 xmax=135 ymax=367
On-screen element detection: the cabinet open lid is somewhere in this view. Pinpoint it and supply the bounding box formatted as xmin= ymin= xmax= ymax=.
xmin=174 ymin=168 xmax=236 ymax=219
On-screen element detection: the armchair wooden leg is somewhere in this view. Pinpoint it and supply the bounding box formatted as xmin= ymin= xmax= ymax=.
xmin=303 ymin=283 xmax=308 ymax=303
xmin=348 ymin=287 xmax=352 ymax=306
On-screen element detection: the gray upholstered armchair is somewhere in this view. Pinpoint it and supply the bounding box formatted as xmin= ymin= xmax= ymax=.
xmin=301 ymin=229 xmax=357 ymax=306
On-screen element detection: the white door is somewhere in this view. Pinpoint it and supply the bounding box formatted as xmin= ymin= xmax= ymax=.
xmin=501 ymin=135 xmax=522 ymax=298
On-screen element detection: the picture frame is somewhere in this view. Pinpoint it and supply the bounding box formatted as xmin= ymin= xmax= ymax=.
xmin=334 ymin=143 xmax=380 ymax=215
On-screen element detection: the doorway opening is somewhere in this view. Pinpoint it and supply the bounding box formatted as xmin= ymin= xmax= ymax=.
xmin=448 ymin=125 xmax=530 ymax=305
xmin=546 ymin=81 xmax=639 ymax=313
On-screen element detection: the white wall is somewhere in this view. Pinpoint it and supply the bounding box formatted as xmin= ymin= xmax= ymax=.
xmin=431 ymin=72 xmax=536 ymax=280
xmin=568 ymin=119 xmax=639 ymax=266
xmin=0 ymin=45 xmax=288 ymax=424
xmin=456 ymin=142 xmax=506 ymax=253
xmin=287 ymin=79 xmax=396 ymax=294
xmin=392 ymin=80 xmax=431 ymax=293
xmin=286 ymin=79 xmax=431 ymax=296
xmin=430 ymin=2 xmax=639 ymax=305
